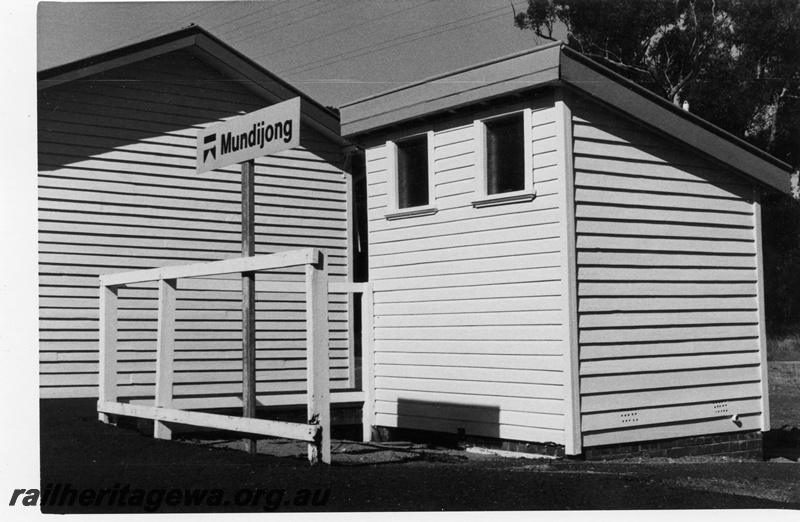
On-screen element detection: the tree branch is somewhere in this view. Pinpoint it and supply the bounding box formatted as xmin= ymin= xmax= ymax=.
xmin=578 ymin=50 xmax=653 ymax=77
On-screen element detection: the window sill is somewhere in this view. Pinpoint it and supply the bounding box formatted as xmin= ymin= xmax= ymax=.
xmin=472 ymin=190 xmax=536 ymax=208
xmin=385 ymin=205 xmax=438 ymax=221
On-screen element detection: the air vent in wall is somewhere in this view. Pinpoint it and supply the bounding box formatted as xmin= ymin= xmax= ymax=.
xmin=620 ymin=412 xmax=639 ymax=424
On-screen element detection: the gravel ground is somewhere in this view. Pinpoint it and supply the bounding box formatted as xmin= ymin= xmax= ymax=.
xmin=36 ymin=362 xmax=800 ymax=513
xmin=39 ymin=390 xmax=799 ymax=513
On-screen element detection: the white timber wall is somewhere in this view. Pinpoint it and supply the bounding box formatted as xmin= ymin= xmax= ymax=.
xmin=38 ymin=50 xmax=352 ymax=405
xmin=571 ymin=96 xmax=766 ymax=447
xmin=364 ymin=94 xmax=570 ymax=445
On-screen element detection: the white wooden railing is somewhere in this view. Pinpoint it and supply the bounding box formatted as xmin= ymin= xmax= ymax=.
xmin=96 ymin=248 xmax=374 ymax=465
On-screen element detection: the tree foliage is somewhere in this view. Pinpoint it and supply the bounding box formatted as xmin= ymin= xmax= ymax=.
xmin=762 ymin=191 xmax=800 ymax=334
xmin=513 ymin=0 xmax=800 ymax=166
xmin=515 ymin=0 xmax=800 ymax=332
xmin=725 ymin=0 xmax=800 ymax=168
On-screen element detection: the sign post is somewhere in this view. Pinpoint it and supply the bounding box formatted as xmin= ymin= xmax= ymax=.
xmin=197 ymin=98 xmax=301 ymax=454
xmin=241 ymin=159 xmax=257 ymax=453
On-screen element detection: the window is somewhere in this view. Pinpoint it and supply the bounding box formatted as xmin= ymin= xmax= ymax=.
xmin=396 ymin=135 xmax=429 ymax=208
xmin=486 ymin=113 xmax=525 ymax=194
xmin=473 ymin=109 xmax=534 ymax=207
xmin=386 ymin=131 xmax=437 ymax=219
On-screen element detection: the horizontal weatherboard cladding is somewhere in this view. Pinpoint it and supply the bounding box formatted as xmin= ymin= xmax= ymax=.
xmin=364 ymin=95 xmax=571 ymax=446
xmin=38 ymin=49 xmax=352 ymax=400
xmin=570 ymin=95 xmax=764 ymax=447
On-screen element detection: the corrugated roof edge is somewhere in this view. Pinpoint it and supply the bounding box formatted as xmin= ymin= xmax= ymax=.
xmin=37 ymin=24 xmax=341 ymax=125
xmin=560 ymin=46 xmax=794 ymax=177
xmin=339 ymin=40 xmax=564 ymax=109
xmin=341 ymin=40 xmax=792 ymax=193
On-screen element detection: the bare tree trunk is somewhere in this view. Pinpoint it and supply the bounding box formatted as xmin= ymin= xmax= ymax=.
xmin=766 ymin=86 xmax=788 ymax=152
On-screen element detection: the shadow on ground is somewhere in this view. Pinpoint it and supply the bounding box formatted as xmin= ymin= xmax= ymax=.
xmin=764 ymin=426 xmax=800 ymax=462
xmin=39 ymin=399 xmax=800 ymax=513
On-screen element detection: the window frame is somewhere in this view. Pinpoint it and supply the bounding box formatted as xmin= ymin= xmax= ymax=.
xmin=385 ymin=130 xmax=437 ymax=220
xmin=472 ymin=108 xmax=535 ymax=208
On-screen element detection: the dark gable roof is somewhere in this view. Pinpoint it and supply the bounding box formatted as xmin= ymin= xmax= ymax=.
xmin=340 ymin=42 xmax=792 ymax=195
xmin=38 ymin=25 xmax=350 ymax=148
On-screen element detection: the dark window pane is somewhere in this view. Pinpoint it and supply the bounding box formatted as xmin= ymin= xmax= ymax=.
xmin=397 ymin=135 xmax=429 ymax=208
xmin=486 ymin=113 xmax=525 ymax=195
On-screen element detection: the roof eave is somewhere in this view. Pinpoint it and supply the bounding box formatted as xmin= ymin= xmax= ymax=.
xmin=340 ymin=42 xmax=792 ymax=195
xmin=340 ymin=43 xmax=563 ymax=138
xmin=186 ymin=34 xmax=348 ymax=148
xmin=37 ymin=27 xmax=201 ymax=90
xmin=37 ymin=25 xmax=351 ymax=149
xmin=559 ymin=47 xmax=793 ymax=195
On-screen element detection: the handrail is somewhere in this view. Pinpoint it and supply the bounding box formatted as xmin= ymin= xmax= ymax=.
xmin=99 ymin=248 xmax=320 ymax=287
xmin=97 ymin=248 xmax=334 ymax=464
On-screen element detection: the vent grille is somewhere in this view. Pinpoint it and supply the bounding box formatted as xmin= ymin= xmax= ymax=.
xmin=713 ymin=401 xmax=730 ymax=414
xmin=620 ymin=412 xmax=639 ymax=424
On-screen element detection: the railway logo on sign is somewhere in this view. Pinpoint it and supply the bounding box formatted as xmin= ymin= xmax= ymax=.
xmin=196 ymin=97 xmax=301 ymax=174
xmin=202 ymin=134 xmax=217 ymax=162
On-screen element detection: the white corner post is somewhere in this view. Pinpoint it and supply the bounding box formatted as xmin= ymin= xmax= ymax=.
xmin=753 ymin=188 xmax=771 ymax=432
xmin=154 ymin=278 xmax=178 ymax=440
xmin=361 ymin=284 xmax=375 ymax=442
xmin=555 ymin=87 xmax=582 ymax=456
xmin=306 ymin=254 xmax=331 ymax=464
xmin=98 ymin=284 xmax=119 ymax=424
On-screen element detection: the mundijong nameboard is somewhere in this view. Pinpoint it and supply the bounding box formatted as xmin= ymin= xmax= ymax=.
xmin=196 ymin=97 xmax=301 ymax=174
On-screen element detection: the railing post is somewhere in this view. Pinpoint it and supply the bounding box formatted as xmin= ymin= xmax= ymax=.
xmin=306 ymin=254 xmax=330 ymax=464
xmin=154 ymin=278 xmax=178 ymax=440
xmin=361 ymin=283 xmax=375 ymax=442
xmin=98 ymin=284 xmax=118 ymax=423
xmin=346 ymin=290 xmax=356 ymax=388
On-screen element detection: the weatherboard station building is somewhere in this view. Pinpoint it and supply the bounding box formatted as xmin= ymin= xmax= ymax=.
xmin=37 ymin=27 xmax=794 ymax=459
xmin=37 ymin=26 xmax=363 ymax=413
xmin=340 ymin=41 xmax=794 ymax=458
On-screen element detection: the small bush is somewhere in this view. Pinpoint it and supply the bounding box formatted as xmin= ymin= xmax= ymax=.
xmin=767 ymin=333 xmax=800 ymax=361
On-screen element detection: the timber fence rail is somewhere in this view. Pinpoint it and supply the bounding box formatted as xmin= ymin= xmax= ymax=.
xmin=95 ymin=248 xmax=373 ymax=465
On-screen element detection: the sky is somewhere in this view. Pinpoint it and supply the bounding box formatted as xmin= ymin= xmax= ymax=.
xmin=35 ymin=0 xmax=556 ymax=108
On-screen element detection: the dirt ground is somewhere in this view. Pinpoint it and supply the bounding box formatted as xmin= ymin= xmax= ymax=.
xmin=38 ymin=365 xmax=800 ymax=513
